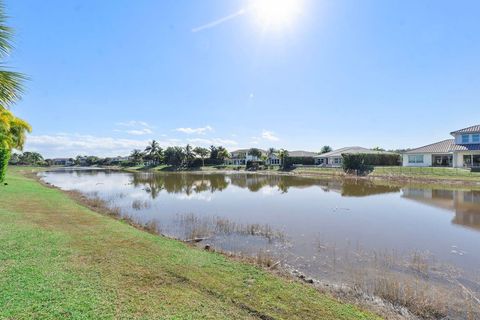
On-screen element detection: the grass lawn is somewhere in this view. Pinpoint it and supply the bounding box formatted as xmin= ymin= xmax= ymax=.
xmin=371 ymin=166 xmax=480 ymax=181
xmin=0 ymin=167 xmax=379 ymax=320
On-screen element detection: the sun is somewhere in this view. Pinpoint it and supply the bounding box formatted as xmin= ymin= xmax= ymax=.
xmin=250 ymin=0 xmax=303 ymax=29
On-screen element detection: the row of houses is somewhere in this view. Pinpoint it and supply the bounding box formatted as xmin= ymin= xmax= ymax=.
xmin=226 ymin=124 xmax=480 ymax=169
xmin=225 ymin=147 xmax=396 ymax=167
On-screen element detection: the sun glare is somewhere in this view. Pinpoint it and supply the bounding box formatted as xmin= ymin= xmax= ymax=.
xmin=251 ymin=0 xmax=303 ymax=29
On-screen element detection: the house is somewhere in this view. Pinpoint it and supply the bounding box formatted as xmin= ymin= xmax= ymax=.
xmin=313 ymin=147 xmax=396 ymax=167
xmin=225 ymin=149 xmax=266 ymax=166
xmin=403 ymin=125 xmax=480 ymax=168
xmin=226 ymin=149 xmax=318 ymax=166
xmin=52 ymin=158 xmax=74 ymax=166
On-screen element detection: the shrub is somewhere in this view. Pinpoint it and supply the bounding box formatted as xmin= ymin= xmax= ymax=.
xmin=342 ymin=153 xmax=400 ymax=173
xmin=0 ymin=147 xmax=11 ymax=183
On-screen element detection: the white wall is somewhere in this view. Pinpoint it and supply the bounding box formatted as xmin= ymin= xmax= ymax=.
xmin=402 ymin=154 xmax=432 ymax=167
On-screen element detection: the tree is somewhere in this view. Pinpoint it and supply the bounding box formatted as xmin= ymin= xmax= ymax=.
xmin=0 ymin=109 xmax=31 ymax=182
xmin=278 ymin=149 xmax=289 ymax=170
xmin=0 ymin=3 xmax=29 ymax=183
xmin=372 ymin=147 xmax=386 ymax=151
xmin=164 ymin=146 xmax=185 ymax=167
xmin=209 ymin=145 xmax=218 ymax=160
xmin=130 ymin=149 xmax=144 ymax=165
xmin=320 ymin=146 xmax=332 ymax=154
xmin=18 ymin=151 xmax=44 ymax=165
xmin=248 ymin=148 xmax=263 ymax=159
xmin=217 ymin=146 xmax=230 ymax=161
xmin=145 ymin=140 xmax=162 ymax=165
xmin=193 ymin=146 xmax=209 ymax=167
xmin=185 ymin=144 xmax=195 ymax=166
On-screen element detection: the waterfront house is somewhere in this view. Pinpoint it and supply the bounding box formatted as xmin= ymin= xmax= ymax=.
xmin=52 ymin=158 xmax=74 ymax=166
xmin=225 ymin=149 xmax=266 ymax=166
xmin=403 ymin=125 xmax=480 ymax=168
xmin=313 ymin=147 xmax=396 ymax=167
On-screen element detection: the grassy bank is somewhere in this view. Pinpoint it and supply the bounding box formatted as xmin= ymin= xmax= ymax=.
xmin=371 ymin=166 xmax=480 ymax=182
xmin=0 ymin=167 xmax=379 ymax=320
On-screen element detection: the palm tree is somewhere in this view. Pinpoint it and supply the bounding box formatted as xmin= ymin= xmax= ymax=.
xmin=130 ymin=149 xmax=144 ymax=165
xmin=248 ymin=148 xmax=263 ymax=159
xmin=320 ymin=146 xmax=332 ymax=154
xmin=0 ymin=3 xmax=28 ymax=183
xmin=193 ymin=146 xmax=209 ymax=167
xmin=278 ymin=149 xmax=289 ymax=170
xmin=145 ymin=140 xmax=161 ymax=165
xmin=185 ymin=144 xmax=195 ymax=166
xmin=267 ymin=147 xmax=276 ymax=165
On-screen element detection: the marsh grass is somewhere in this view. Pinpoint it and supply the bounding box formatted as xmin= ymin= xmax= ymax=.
xmin=175 ymin=213 xmax=286 ymax=242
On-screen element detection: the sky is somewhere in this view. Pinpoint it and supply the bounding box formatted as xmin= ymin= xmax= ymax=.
xmin=5 ymin=0 xmax=480 ymax=158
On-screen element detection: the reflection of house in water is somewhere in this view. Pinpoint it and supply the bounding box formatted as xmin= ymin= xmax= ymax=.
xmin=402 ymin=188 xmax=480 ymax=231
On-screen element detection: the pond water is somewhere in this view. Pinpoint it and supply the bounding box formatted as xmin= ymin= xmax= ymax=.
xmin=40 ymin=169 xmax=480 ymax=315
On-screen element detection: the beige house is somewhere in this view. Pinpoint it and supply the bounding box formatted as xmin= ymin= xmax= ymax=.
xmin=403 ymin=125 xmax=480 ymax=168
xmin=313 ymin=147 xmax=396 ymax=167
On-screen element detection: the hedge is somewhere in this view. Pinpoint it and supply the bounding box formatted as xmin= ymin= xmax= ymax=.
xmin=284 ymin=156 xmax=315 ymax=166
xmin=342 ymin=153 xmax=400 ymax=173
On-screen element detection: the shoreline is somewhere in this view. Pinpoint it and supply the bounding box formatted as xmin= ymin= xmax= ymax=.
xmin=21 ymin=166 xmax=426 ymax=319
xmin=2 ymin=167 xmax=383 ymax=320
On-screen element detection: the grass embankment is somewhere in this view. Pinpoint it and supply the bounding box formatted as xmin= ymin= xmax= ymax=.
xmin=371 ymin=166 xmax=480 ymax=182
xmin=0 ymin=168 xmax=379 ymax=320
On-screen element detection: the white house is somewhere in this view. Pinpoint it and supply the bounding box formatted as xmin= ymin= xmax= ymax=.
xmin=225 ymin=149 xmax=266 ymax=166
xmin=313 ymin=147 xmax=396 ymax=167
xmin=403 ymin=125 xmax=480 ymax=168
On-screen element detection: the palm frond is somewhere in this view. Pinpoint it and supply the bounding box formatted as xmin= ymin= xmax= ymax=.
xmin=0 ymin=69 xmax=25 ymax=106
xmin=0 ymin=3 xmax=13 ymax=58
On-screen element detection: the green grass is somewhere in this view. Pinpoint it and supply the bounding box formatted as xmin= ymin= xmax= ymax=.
xmin=0 ymin=167 xmax=379 ymax=320
xmin=371 ymin=166 xmax=480 ymax=181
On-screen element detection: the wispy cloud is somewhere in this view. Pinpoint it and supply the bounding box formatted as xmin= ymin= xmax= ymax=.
xmin=187 ymin=138 xmax=238 ymax=146
xmin=261 ymin=130 xmax=280 ymax=141
xmin=115 ymin=121 xmax=154 ymax=136
xmin=175 ymin=125 xmax=213 ymax=135
xmin=125 ymin=128 xmax=153 ymax=136
xmin=192 ymin=9 xmax=246 ymax=33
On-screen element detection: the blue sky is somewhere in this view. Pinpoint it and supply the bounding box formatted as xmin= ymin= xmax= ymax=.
xmin=6 ymin=0 xmax=480 ymax=157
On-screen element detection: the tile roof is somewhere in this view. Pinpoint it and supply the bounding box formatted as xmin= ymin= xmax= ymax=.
xmin=404 ymin=139 xmax=455 ymax=154
xmin=314 ymin=147 xmax=396 ymax=158
xmin=405 ymin=139 xmax=480 ymax=154
xmin=450 ymin=144 xmax=480 ymax=151
xmin=288 ymin=150 xmax=318 ymax=157
xmin=450 ymin=125 xmax=480 ymax=135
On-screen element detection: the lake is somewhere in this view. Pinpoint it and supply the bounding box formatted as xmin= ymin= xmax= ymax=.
xmin=40 ymin=169 xmax=480 ymax=316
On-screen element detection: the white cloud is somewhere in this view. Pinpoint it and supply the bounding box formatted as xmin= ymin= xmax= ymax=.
xmin=116 ymin=121 xmax=153 ymax=128
xmin=175 ymin=125 xmax=213 ymax=135
xmin=125 ymin=128 xmax=153 ymax=136
xmin=25 ymin=134 xmax=172 ymax=158
xmin=261 ymin=130 xmax=280 ymax=141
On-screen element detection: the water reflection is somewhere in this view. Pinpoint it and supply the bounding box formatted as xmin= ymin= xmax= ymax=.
xmin=129 ymin=172 xmax=402 ymax=197
xmin=402 ymin=188 xmax=480 ymax=230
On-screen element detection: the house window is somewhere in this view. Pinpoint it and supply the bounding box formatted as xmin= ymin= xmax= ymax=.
xmin=334 ymin=158 xmax=342 ymax=164
xmin=472 ymin=134 xmax=480 ymax=143
xmin=408 ymin=155 xmax=424 ymax=164
xmin=462 ymin=134 xmax=470 ymax=144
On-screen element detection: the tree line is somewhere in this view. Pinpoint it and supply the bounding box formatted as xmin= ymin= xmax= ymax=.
xmin=128 ymin=141 xmax=231 ymax=168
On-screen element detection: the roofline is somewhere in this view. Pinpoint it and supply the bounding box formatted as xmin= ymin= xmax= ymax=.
xmin=403 ymin=139 xmax=454 ymax=154
xmin=450 ymin=125 xmax=480 ymax=135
